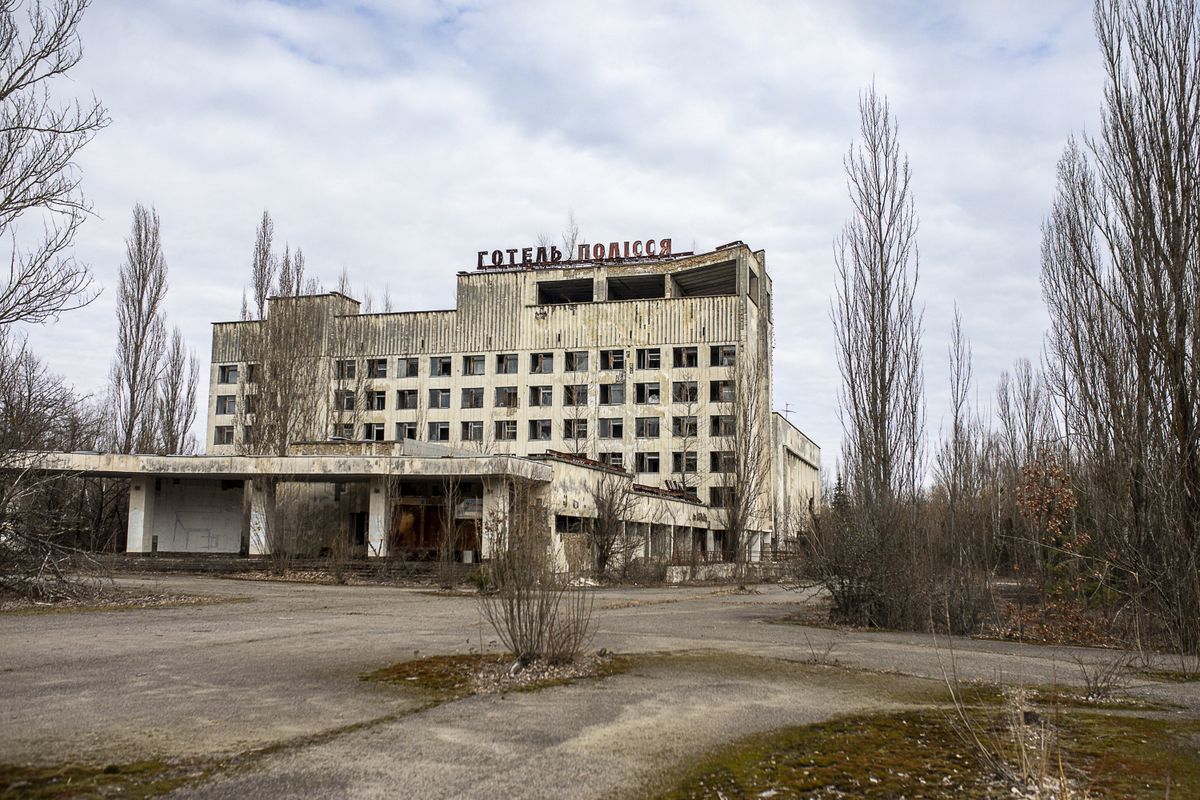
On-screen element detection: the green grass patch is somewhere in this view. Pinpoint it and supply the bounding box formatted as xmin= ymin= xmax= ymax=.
xmin=0 ymin=758 xmax=208 ymax=799
xmin=648 ymin=709 xmax=1200 ymax=799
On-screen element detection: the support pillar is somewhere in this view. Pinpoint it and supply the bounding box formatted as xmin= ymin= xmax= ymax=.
xmin=249 ymin=480 xmax=274 ymax=555
xmin=367 ymin=477 xmax=389 ymax=557
xmin=126 ymin=477 xmax=156 ymax=553
xmin=480 ymin=477 xmax=512 ymax=560
xmin=705 ymin=528 xmax=716 ymax=555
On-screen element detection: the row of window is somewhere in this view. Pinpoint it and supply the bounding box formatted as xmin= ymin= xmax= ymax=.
xmin=214 ymin=346 xmax=737 ymax=385
xmin=326 ymin=415 xmax=733 ymax=441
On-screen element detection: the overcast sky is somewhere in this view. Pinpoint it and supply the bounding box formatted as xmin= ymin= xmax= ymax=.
xmin=19 ymin=0 xmax=1105 ymax=465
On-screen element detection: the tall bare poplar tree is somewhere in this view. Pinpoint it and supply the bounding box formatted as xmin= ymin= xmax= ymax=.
xmin=250 ymin=211 xmax=275 ymax=319
xmin=109 ymin=204 xmax=167 ymax=454
xmin=1041 ymin=0 xmax=1200 ymax=654
xmin=157 ymin=326 xmax=198 ymax=454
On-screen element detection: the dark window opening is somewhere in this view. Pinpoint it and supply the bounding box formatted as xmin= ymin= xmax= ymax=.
xmin=537 ymin=278 xmax=593 ymax=305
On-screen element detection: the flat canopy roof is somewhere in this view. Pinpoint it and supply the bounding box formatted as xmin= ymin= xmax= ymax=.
xmin=8 ymin=452 xmax=553 ymax=483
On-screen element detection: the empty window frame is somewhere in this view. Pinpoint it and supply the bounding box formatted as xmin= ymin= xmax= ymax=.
xmin=245 ymin=363 xmax=259 ymax=384
xmin=635 ymin=417 xmax=660 ymax=438
xmin=215 ymin=395 xmax=236 ymax=415
xmin=244 ymin=395 xmax=259 ymax=415
xmin=429 ymin=388 xmax=451 ymax=409
xmin=636 ymin=348 xmax=661 ymax=369
xmin=462 ymin=420 xmax=484 ymax=442
xmin=217 ymin=364 xmax=238 ymax=384
xmin=635 ymin=382 xmax=661 ymax=404
xmin=335 ymin=359 xmax=357 ymax=380
xmin=747 ymin=268 xmax=760 ymax=304
xmin=496 ymin=353 xmax=518 ymax=374
xmin=565 ymin=350 xmax=589 ymax=371
xmin=599 ymin=382 xmax=626 ymax=404
xmin=428 ymin=422 xmax=450 ymax=442
xmin=397 ymin=357 xmax=419 ymax=378
xmin=710 ymin=344 xmax=736 ymax=367
xmin=463 ymin=354 xmax=485 ymax=376
xmin=598 ymin=418 xmax=624 ymax=439
xmin=672 ymin=381 xmax=698 ymax=403
xmin=461 ymin=387 xmax=484 ymax=409
xmin=563 ymin=384 xmax=588 ymax=406
xmin=495 ymin=420 xmax=517 ymax=441
xmin=599 ymin=451 xmax=625 ymax=469
xmin=673 ymin=346 xmax=698 ymax=368
xmin=213 ymin=425 xmax=234 ymax=445
xmin=606 ymin=273 xmax=665 ymax=300
xmin=672 ymin=415 xmax=697 ymax=437
xmin=363 ymin=422 xmax=385 ymax=441
xmin=710 ymin=379 xmax=734 ymax=402
xmin=710 ymin=414 xmax=734 ymax=436
xmin=430 ymin=356 xmax=452 ymax=377
xmin=537 ymin=278 xmax=593 ymax=305
xmin=366 ymin=358 xmax=388 ymax=379
xmin=672 ymin=451 xmax=698 ymax=473
xmin=530 ymin=352 xmax=554 ymax=374
xmin=331 ymin=423 xmax=354 ymax=439
xmin=529 ymin=385 xmax=553 ymax=407
xmin=710 ymin=486 xmax=731 ymax=507
xmin=397 ymin=389 xmax=418 ymax=409
xmin=634 ymin=451 xmax=660 ymax=473
xmin=529 ymin=419 xmax=552 ymax=440
xmin=710 ymin=450 xmax=735 ymax=473
xmin=563 ymin=418 xmax=588 ymax=439
xmin=333 ymin=391 xmax=355 ymax=412
xmin=600 ymin=349 xmax=625 ymax=370
xmin=495 ymin=386 xmax=519 ymax=408
xmin=396 ymin=422 xmax=417 ymax=440
xmin=366 ymin=390 xmax=387 ymax=411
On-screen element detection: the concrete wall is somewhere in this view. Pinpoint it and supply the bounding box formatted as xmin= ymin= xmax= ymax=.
xmin=148 ymin=478 xmax=244 ymax=554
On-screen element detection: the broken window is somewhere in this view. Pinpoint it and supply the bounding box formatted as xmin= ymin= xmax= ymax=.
xmin=331 ymin=423 xmax=354 ymax=439
xmin=671 ymin=260 xmax=737 ymax=297
xmin=747 ymin=268 xmax=759 ymax=304
xmin=397 ymin=357 xmax=419 ymax=378
xmin=710 ymin=451 xmax=735 ymax=473
xmin=213 ymin=425 xmax=234 ymax=445
xmin=599 ymin=418 xmax=624 ymax=439
xmin=563 ymin=384 xmax=588 ymax=406
xmin=563 ymin=418 xmax=587 ymax=439
xmin=430 ymin=356 xmax=452 ymax=377
xmin=672 ymin=416 xmax=697 ymax=437
xmin=397 ymin=389 xmax=418 ymax=410
xmin=672 ymin=451 xmax=698 ymax=473
xmin=495 ymin=386 xmax=519 ymax=408
xmin=529 ymin=385 xmax=553 ymax=407
xmin=217 ymin=364 xmax=238 ymax=384
xmin=215 ymin=395 xmax=236 ymax=415
xmin=599 ymin=383 xmax=625 ymax=405
xmin=245 ymin=363 xmax=260 ymax=384
xmin=495 ymin=420 xmax=517 ymax=440
xmin=366 ymin=390 xmax=386 ymax=411
xmin=496 ymin=353 xmax=518 ymax=374
xmin=710 ymin=486 xmax=731 ymax=507
xmin=672 ymin=381 xmax=698 ymax=403
xmin=565 ymin=350 xmax=589 ymax=371
xmin=530 ymin=352 xmax=554 ymax=374
xmin=244 ymin=395 xmax=259 ymax=415
xmin=428 ymin=422 xmax=450 ymax=442
xmin=396 ymin=422 xmax=417 ymax=440
xmin=429 ymin=388 xmax=451 ymax=409
xmin=363 ymin=422 xmax=385 ymax=441
xmin=635 ymin=382 xmax=660 ymax=404
xmin=634 ymin=451 xmax=660 ymax=473
xmin=635 ymin=417 xmax=660 ymax=438
xmin=462 ymin=420 xmax=484 ymax=441
xmin=710 ymin=345 xmax=736 ymax=367
xmin=335 ymin=359 xmax=357 ymax=380
xmin=710 ymin=414 xmax=734 ymax=436
xmin=636 ymin=348 xmax=660 ymax=369
xmin=673 ymin=347 xmax=698 ymax=368
xmin=600 ymin=349 xmax=625 ymax=370
xmin=599 ymin=451 xmax=624 ymax=469
xmin=710 ymin=379 xmax=734 ymax=402
xmin=463 ymin=354 xmax=485 ymax=376
xmin=537 ymin=278 xmax=593 ymax=304
xmin=461 ymin=387 xmax=484 ymax=409
xmin=333 ymin=391 xmax=355 ymax=412
xmin=606 ymin=273 xmax=665 ymax=300
xmin=529 ymin=419 xmax=552 ymax=440
xmin=367 ymin=358 xmax=387 ymax=379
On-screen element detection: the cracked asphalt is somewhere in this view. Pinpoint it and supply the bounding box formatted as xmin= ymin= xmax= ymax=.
xmin=1 ymin=575 xmax=1197 ymax=798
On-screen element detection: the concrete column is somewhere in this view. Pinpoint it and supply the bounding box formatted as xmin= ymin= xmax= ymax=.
xmin=367 ymin=477 xmax=389 ymax=558
xmin=705 ymin=528 xmax=716 ymax=555
xmin=480 ymin=477 xmax=511 ymax=559
xmin=248 ymin=480 xmax=273 ymax=556
xmin=126 ymin=477 xmax=156 ymax=553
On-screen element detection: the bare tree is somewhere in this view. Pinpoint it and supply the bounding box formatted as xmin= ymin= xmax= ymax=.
xmin=670 ymin=370 xmax=700 ymax=496
xmin=109 ymin=204 xmax=167 ymax=454
xmin=0 ymin=0 xmax=108 ymax=327
xmin=718 ymin=358 xmax=771 ymax=566
xmin=250 ymin=210 xmax=275 ymax=319
xmin=437 ymin=476 xmax=462 ymax=589
xmin=157 ymin=326 xmax=198 ymax=454
xmin=589 ymin=470 xmax=636 ymax=579
xmin=1041 ymin=0 xmax=1200 ymax=655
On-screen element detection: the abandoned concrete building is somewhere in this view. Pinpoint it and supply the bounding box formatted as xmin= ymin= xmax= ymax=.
xmin=26 ymin=241 xmax=820 ymax=569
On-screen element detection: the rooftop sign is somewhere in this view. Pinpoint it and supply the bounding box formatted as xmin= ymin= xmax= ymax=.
xmin=477 ymin=238 xmax=673 ymax=270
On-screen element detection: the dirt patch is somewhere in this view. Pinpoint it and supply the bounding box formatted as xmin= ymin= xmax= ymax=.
xmin=0 ymin=758 xmax=210 ymax=799
xmin=0 ymin=588 xmax=244 ymax=615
